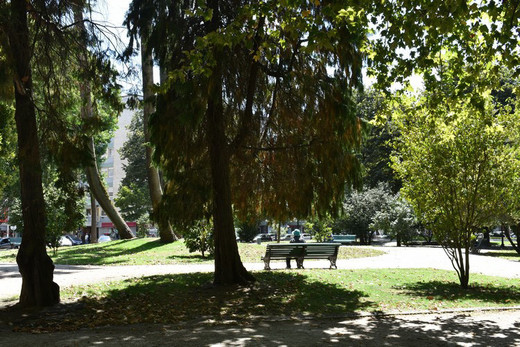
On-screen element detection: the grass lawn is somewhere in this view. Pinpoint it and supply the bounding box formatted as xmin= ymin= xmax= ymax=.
xmin=0 ymin=238 xmax=384 ymax=265
xmin=13 ymin=268 xmax=520 ymax=333
xmin=479 ymin=249 xmax=520 ymax=261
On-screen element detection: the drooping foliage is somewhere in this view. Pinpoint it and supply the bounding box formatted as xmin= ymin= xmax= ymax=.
xmin=126 ymin=0 xmax=365 ymax=224
xmin=0 ymin=0 xmax=127 ymax=307
xmin=125 ymin=0 xmax=367 ymax=284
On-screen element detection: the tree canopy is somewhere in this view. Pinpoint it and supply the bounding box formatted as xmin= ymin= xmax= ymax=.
xmin=391 ymin=56 xmax=520 ymax=287
xmin=126 ymin=0 xmax=367 ymax=284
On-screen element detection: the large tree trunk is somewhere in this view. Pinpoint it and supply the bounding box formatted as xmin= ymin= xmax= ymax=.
xmin=10 ymin=0 xmax=59 ymax=307
xmin=141 ymin=34 xmax=176 ymax=243
xmin=86 ymin=162 xmax=133 ymax=239
xmin=206 ymin=49 xmax=254 ymax=286
xmin=73 ymin=3 xmax=133 ymax=239
xmin=90 ymin=191 xmax=98 ymax=243
xmin=506 ymin=225 xmax=520 ymax=254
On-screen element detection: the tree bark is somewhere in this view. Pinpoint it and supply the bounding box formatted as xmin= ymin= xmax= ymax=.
xmin=206 ymin=48 xmax=254 ymax=285
xmin=73 ymin=2 xmax=133 ymax=239
xmin=507 ymin=225 xmax=520 ymax=254
xmin=9 ymin=0 xmax=59 ymax=307
xmin=141 ymin=33 xmax=177 ymax=243
xmin=90 ymin=191 xmax=98 ymax=243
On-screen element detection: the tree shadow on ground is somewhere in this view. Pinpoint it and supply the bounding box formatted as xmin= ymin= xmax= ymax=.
xmin=478 ymin=250 xmax=520 ymax=261
xmin=397 ymin=280 xmax=520 ymax=306
xmin=51 ymin=239 xmax=171 ymax=265
xmin=2 ymin=309 xmax=519 ymax=346
xmin=0 ymin=272 xmax=373 ymax=333
xmin=167 ymin=254 xmax=214 ymax=261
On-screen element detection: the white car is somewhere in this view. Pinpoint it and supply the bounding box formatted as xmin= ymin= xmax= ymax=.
xmin=98 ymin=235 xmax=112 ymax=243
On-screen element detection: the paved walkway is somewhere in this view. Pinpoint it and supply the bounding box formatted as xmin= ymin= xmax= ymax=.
xmin=2 ymin=245 xmax=520 ymax=301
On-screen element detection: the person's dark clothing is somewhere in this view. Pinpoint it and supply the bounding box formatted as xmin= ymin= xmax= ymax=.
xmin=286 ymin=236 xmax=305 ymax=268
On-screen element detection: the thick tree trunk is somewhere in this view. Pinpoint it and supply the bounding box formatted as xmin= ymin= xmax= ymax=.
xmin=507 ymin=225 xmax=520 ymax=254
xmin=90 ymin=191 xmax=98 ymax=243
xmin=141 ymin=34 xmax=176 ymax=243
xmin=73 ymin=3 xmax=133 ymax=239
xmin=10 ymin=0 xmax=59 ymax=307
xmin=86 ymin=159 xmax=133 ymax=239
xmin=206 ymin=52 xmax=254 ymax=286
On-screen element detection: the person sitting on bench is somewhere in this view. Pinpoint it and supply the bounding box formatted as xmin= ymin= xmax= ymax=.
xmin=286 ymin=230 xmax=305 ymax=269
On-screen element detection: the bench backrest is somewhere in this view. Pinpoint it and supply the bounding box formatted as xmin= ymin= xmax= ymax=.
xmin=265 ymin=243 xmax=339 ymax=257
xmin=265 ymin=244 xmax=305 ymax=257
xmin=332 ymin=235 xmax=355 ymax=241
xmin=303 ymin=243 xmax=339 ymax=257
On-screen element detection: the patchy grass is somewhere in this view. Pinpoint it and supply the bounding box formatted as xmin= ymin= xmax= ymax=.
xmin=11 ymin=268 xmax=520 ymax=333
xmin=0 ymin=238 xmax=384 ymax=265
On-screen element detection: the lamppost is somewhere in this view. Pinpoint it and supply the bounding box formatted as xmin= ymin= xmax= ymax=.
xmin=10 ymin=225 xmax=17 ymax=237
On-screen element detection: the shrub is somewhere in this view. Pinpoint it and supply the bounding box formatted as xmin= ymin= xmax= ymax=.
xmin=183 ymin=219 xmax=214 ymax=258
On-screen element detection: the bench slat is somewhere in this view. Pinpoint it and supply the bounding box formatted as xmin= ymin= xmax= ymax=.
xmin=262 ymin=243 xmax=339 ymax=270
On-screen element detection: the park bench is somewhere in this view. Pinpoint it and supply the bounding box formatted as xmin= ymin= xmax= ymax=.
xmin=261 ymin=243 xmax=340 ymax=270
xmin=331 ymin=234 xmax=356 ymax=245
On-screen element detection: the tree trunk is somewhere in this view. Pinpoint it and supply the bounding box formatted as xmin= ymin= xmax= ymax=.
xmin=141 ymin=33 xmax=176 ymax=243
xmin=90 ymin=191 xmax=98 ymax=243
xmin=73 ymin=3 xmax=133 ymax=239
xmin=206 ymin=50 xmax=254 ymax=286
xmin=507 ymin=225 xmax=520 ymax=254
xmin=10 ymin=0 xmax=59 ymax=307
xmin=86 ymin=160 xmax=133 ymax=239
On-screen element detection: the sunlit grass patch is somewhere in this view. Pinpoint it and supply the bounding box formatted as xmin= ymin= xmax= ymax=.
xmin=0 ymin=238 xmax=384 ymax=266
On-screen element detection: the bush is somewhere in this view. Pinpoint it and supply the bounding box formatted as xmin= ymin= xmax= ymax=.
xmin=371 ymin=194 xmax=417 ymax=246
xmin=236 ymin=219 xmax=260 ymax=242
xmin=305 ymin=216 xmax=333 ymax=242
xmin=333 ymin=184 xmax=392 ymax=244
xmin=183 ymin=219 xmax=214 ymax=258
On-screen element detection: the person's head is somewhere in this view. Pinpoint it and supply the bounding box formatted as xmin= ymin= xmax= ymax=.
xmin=293 ymin=230 xmax=301 ymax=239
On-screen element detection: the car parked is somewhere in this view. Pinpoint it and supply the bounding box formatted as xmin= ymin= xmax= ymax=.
xmin=98 ymin=235 xmax=112 ymax=243
xmin=280 ymin=234 xmax=293 ymax=241
xmin=0 ymin=237 xmax=14 ymax=249
xmin=59 ymin=234 xmax=83 ymax=246
xmin=252 ymin=233 xmax=273 ymax=243
xmin=490 ymin=230 xmax=504 ymax=237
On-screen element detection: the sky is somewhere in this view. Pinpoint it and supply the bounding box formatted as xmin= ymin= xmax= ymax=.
xmin=93 ymin=0 xmax=424 ymax=93
xmin=93 ymin=0 xmax=140 ymax=94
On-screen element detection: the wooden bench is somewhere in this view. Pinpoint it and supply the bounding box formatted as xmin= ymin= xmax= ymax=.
xmin=331 ymin=234 xmax=356 ymax=245
xmin=261 ymin=243 xmax=340 ymax=270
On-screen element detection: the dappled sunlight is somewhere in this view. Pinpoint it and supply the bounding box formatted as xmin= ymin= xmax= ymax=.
xmin=3 ymin=310 xmax=520 ymax=346
xmin=5 ymin=272 xmax=372 ymax=333
xmin=396 ymin=280 xmax=520 ymax=307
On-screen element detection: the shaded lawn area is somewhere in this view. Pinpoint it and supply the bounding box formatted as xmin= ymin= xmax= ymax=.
xmin=479 ymin=249 xmax=520 ymax=262
xmin=0 ymin=238 xmax=384 ymax=265
xmin=6 ymin=268 xmax=520 ymax=333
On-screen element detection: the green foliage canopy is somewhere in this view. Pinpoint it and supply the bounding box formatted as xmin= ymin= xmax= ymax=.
xmin=391 ymin=67 xmax=520 ymax=287
xmin=126 ymin=0 xmax=366 ymax=227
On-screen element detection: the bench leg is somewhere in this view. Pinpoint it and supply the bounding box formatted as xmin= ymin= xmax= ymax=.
xmin=329 ymin=256 xmax=337 ymax=269
xmin=263 ymin=257 xmax=271 ymax=270
xmin=296 ymin=257 xmax=304 ymax=269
